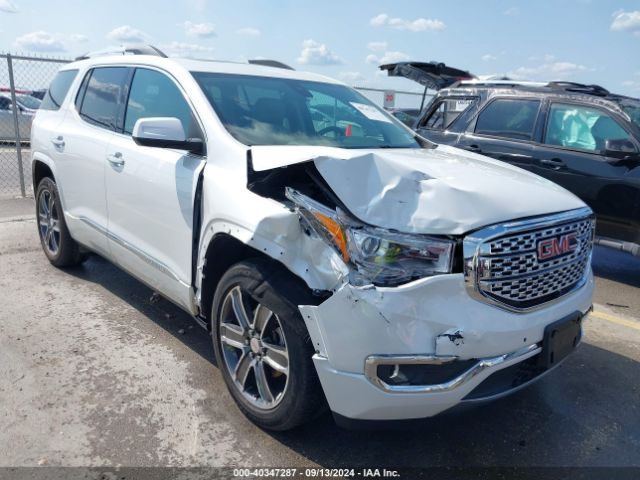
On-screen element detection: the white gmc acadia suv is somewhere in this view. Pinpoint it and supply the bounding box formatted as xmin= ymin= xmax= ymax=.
xmin=31 ymin=46 xmax=594 ymax=430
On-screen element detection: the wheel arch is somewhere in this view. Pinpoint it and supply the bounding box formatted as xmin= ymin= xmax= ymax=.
xmin=32 ymin=153 xmax=57 ymax=195
xmin=197 ymin=232 xmax=331 ymax=329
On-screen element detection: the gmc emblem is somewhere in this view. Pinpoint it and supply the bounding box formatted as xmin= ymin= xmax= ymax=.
xmin=537 ymin=233 xmax=578 ymax=261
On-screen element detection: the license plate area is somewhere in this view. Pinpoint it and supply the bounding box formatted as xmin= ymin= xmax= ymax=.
xmin=540 ymin=313 xmax=582 ymax=368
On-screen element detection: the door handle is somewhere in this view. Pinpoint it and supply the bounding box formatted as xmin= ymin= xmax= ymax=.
xmin=540 ymin=158 xmax=566 ymax=170
xmin=50 ymin=136 xmax=65 ymax=148
xmin=107 ymin=152 xmax=125 ymax=167
xmin=465 ymin=144 xmax=482 ymax=153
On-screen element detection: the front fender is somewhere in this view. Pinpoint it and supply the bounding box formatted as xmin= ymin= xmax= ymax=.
xmin=195 ymin=214 xmax=348 ymax=299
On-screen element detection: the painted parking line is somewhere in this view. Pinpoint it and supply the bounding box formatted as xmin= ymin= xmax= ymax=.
xmin=590 ymin=309 xmax=640 ymax=331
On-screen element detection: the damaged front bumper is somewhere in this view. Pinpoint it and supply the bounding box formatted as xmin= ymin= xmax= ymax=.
xmin=363 ymin=343 xmax=540 ymax=394
xmin=300 ymin=270 xmax=593 ymax=421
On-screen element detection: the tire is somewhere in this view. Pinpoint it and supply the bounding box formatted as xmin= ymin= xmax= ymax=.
xmin=35 ymin=177 xmax=87 ymax=267
xmin=211 ymin=258 xmax=326 ymax=430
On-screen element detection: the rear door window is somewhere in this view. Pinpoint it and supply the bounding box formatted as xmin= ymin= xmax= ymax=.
xmin=545 ymin=103 xmax=634 ymax=153
xmin=422 ymin=97 xmax=475 ymax=130
xmin=40 ymin=69 xmax=78 ymax=111
xmin=475 ymin=99 xmax=540 ymax=140
xmin=77 ymin=67 xmax=130 ymax=131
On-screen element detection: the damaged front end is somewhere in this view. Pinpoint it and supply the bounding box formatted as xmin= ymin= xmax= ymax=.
xmin=242 ymin=147 xmax=593 ymax=420
xmin=284 ymin=187 xmax=457 ymax=288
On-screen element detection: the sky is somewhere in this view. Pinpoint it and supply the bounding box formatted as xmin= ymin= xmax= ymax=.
xmin=1 ymin=0 xmax=640 ymax=102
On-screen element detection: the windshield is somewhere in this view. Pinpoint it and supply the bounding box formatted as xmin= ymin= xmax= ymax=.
xmin=192 ymin=72 xmax=420 ymax=149
xmin=621 ymin=104 xmax=640 ymax=130
xmin=16 ymin=94 xmax=41 ymax=110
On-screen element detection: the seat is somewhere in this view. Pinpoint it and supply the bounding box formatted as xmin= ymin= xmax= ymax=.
xmin=590 ymin=116 xmax=623 ymax=152
xmin=252 ymin=98 xmax=288 ymax=132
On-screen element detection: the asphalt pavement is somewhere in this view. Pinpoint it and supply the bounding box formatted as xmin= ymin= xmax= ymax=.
xmin=0 ymin=198 xmax=638 ymax=472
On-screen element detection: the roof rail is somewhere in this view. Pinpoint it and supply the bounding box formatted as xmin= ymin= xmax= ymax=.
xmin=248 ymin=59 xmax=295 ymax=70
xmin=456 ymin=79 xmax=547 ymax=88
xmin=75 ymin=44 xmax=167 ymax=61
xmin=454 ymin=79 xmax=613 ymax=98
xmin=546 ymin=81 xmax=610 ymax=97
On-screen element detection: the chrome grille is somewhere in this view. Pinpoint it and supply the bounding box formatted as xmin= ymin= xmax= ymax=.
xmin=464 ymin=209 xmax=594 ymax=311
xmin=487 ymin=219 xmax=593 ymax=255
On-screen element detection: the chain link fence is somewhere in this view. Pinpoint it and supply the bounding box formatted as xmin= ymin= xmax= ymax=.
xmin=0 ymin=53 xmax=71 ymax=198
xmin=354 ymin=86 xmax=432 ymax=110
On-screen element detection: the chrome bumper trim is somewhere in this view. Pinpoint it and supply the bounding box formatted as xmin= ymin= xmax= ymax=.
xmin=364 ymin=343 xmax=541 ymax=394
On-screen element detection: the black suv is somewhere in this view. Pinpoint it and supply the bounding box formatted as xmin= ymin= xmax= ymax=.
xmin=381 ymin=62 xmax=640 ymax=256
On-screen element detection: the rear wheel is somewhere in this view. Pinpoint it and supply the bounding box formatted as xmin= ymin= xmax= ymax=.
xmin=36 ymin=177 xmax=87 ymax=267
xmin=211 ymin=259 xmax=326 ymax=430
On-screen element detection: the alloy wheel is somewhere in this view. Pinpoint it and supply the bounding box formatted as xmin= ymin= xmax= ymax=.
xmin=219 ymin=286 xmax=290 ymax=409
xmin=38 ymin=189 xmax=61 ymax=256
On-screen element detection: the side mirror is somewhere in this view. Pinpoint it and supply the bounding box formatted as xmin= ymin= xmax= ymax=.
xmin=603 ymin=138 xmax=638 ymax=160
xmin=132 ymin=117 xmax=204 ymax=155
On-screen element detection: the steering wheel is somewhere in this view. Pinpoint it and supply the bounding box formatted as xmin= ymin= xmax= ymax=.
xmin=317 ymin=125 xmax=344 ymax=137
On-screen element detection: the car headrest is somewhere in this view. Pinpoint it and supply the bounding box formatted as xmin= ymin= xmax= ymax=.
xmin=591 ymin=116 xmax=619 ymax=139
xmin=252 ymin=98 xmax=287 ymax=128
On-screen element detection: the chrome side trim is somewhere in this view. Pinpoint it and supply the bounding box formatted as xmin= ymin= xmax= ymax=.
xmin=463 ymin=207 xmax=594 ymax=313
xmin=364 ymin=343 xmax=540 ymax=394
xmin=70 ymin=214 xmax=190 ymax=288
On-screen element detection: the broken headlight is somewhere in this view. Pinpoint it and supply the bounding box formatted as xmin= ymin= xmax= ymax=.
xmin=286 ymin=188 xmax=455 ymax=286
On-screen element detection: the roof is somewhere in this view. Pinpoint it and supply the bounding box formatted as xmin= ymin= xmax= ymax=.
xmin=172 ymin=57 xmax=342 ymax=83
xmin=433 ymin=83 xmax=640 ymax=125
xmin=62 ymin=54 xmax=343 ymax=85
xmin=442 ymin=81 xmax=640 ymax=107
xmin=444 ymin=80 xmax=637 ymax=99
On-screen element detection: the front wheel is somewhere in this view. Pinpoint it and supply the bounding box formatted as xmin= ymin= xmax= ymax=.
xmin=36 ymin=177 xmax=87 ymax=267
xmin=211 ymin=259 xmax=326 ymax=430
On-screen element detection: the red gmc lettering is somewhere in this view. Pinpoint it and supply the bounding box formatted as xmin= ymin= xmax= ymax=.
xmin=537 ymin=233 xmax=578 ymax=260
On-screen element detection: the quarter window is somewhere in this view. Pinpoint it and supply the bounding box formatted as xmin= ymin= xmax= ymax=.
xmin=78 ymin=67 xmax=129 ymax=131
xmin=545 ymin=103 xmax=634 ymax=153
xmin=475 ymin=99 xmax=540 ymax=140
xmin=124 ymin=68 xmax=199 ymax=137
xmin=422 ymin=97 xmax=475 ymax=130
xmin=40 ymin=69 xmax=78 ymax=111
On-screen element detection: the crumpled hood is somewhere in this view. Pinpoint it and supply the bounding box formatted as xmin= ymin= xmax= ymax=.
xmin=251 ymin=144 xmax=586 ymax=235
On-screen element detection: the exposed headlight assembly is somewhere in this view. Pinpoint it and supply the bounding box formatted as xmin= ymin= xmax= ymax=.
xmin=286 ymin=187 xmax=455 ymax=286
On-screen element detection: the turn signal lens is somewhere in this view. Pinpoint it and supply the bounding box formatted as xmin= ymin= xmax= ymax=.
xmin=313 ymin=211 xmax=350 ymax=262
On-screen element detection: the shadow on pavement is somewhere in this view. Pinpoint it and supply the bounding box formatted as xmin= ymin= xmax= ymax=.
xmin=268 ymin=342 xmax=640 ymax=467
xmin=65 ymin=254 xmax=216 ymax=365
xmin=63 ymin=251 xmax=640 ymax=467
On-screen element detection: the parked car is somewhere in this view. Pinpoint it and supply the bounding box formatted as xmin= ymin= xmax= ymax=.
xmin=381 ymin=61 xmax=640 ymax=256
xmin=31 ymin=46 xmax=594 ymax=430
xmin=387 ymin=107 xmax=421 ymax=127
xmin=30 ymin=89 xmax=47 ymax=100
xmin=0 ymin=93 xmax=41 ymax=142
